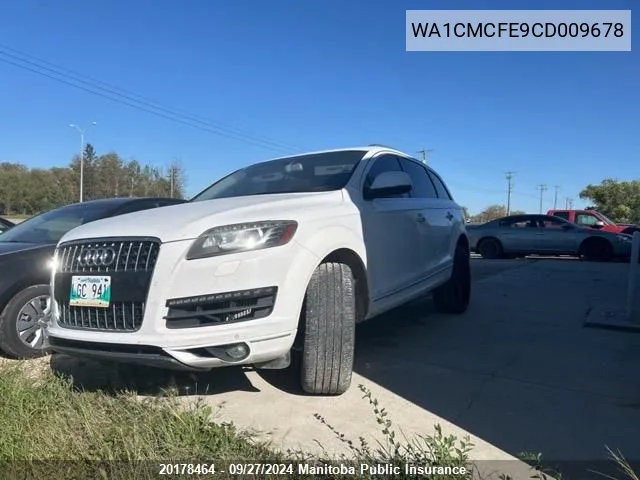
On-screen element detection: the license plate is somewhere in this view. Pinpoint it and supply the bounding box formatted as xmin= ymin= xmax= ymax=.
xmin=69 ymin=275 xmax=111 ymax=308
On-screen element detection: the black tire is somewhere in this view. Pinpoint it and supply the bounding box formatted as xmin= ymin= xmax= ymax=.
xmin=433 ymin=242 xmax=471 ymax=314
xmin=477 ymin=238 xmax=503 ymax=259
xmin=0 ymin=285 xmax=51 ymax=359
xmin=297 ymin=262 xmax=356 ymax=396
xmin=580 ymin=238 xmax=613 ymax=262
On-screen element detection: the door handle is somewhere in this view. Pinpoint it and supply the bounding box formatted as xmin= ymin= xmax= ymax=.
xmin=416 ymin=213 xmax=426 ymax=223
xmin=446 ymin=212 xmax=454 ymax=221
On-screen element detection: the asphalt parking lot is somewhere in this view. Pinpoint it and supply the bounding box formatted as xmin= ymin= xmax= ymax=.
xmin=50 ymin=257 xmax=640 ymax=478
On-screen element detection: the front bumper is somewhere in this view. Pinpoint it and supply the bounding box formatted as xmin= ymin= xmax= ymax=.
xmin=46 ymin=237 xmax=320 ymax=369
xmin=613 ymin=240 xmax=633 ymax=259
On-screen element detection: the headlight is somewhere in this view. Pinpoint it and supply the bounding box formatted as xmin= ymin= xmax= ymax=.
xmin=186 ymin=221 xmax=298 ymax=260
xmin=47 ymin=251 xmax=59 ymax=272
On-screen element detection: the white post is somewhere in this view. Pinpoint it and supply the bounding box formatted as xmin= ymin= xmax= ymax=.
xmin=627 ymin=232 xmax=640 ymax=322
xmin=79 ymin=131 xmax=84 ymax=203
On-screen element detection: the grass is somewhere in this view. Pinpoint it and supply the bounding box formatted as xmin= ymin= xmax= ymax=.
xmin=0 ymin=361 xmax=274 ymax=479
xmin=0 ymin=360 xmax=637 ymax=479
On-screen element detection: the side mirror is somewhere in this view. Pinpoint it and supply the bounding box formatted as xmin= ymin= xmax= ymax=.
xmin=365 ymin=171 xmax=412 ymax=199
xmin=593 ymin=221 xmax=605 ymax=228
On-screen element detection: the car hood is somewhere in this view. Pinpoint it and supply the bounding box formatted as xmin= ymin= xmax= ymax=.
xmin=59 ymin=191 xmax=345 ymax=244
xmin=0 ymin=242 xmax=53 ymax=257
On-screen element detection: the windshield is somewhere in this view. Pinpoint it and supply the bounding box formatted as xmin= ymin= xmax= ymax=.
xmin=0 ymin=203 xmax=114 ymax=244
xmin=190 ymin=150 xmax=366 ymax=202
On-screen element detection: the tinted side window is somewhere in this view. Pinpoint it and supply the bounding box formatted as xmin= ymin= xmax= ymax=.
xmin=551 ymin=211 xmax=570 ymax=220
xmin=541 ymin=216 xmax=567 ymax=229
xmin=363 ymin=155 xmax=407 ymax=198
xmin=398 ymin=158 xmax=437 ymax=199
xmin=428 ymin=170 xmax=453 ymax=200
xmin=500 ymin=217 xmax=528 ymax=228
xmin=499 ymin=216 xmax=538 ymax=228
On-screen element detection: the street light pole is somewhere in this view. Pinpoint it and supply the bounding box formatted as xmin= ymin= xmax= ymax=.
xmin=69 ymin=122 xmax=97 ymax=202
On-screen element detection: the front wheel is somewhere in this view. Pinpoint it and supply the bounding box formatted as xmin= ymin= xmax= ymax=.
xmin=0 ymin=285 xmax=51 ymax=359
xmin=296 ymin=262 xmax=356 ymax=396
xmin=580 ymin=238 xmax=613 ymax=262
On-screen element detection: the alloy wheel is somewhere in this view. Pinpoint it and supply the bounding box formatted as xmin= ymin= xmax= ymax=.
xmin=16 ymin=295 xmax=50 ymax=349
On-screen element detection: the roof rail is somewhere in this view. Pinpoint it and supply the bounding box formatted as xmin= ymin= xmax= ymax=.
xmin=368 ymin=144 xmax=397 ymax=149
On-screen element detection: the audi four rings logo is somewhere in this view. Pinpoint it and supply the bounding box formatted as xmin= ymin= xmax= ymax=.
xmin=77 ymin=248 xmax=117 ymax=267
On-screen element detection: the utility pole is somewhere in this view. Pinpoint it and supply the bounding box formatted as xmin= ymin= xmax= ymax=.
xmin=537 ymin=184 xmax=547 ymax=213
xmin=505 ymin=171 xmax=515 ymax=215
xmin=169 ymin=166 xmax=175 ymax=198
xmin=416 ymin=148 xmax=433 ymax=164
xmin=553 ymin=185 xmax=560 ymax=209
xmin=68 ymin=121 xmax=97 ymax=203
xmin=568 ymin=198 xmax=574 ymax=209
xmin=565 ymin=197 xmax=570 ymax=209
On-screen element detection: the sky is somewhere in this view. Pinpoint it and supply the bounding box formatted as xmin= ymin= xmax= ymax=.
xmin=0 ymin=0 xmax=637 ymax=214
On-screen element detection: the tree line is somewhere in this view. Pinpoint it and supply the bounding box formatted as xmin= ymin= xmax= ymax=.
xmin=464 ymin=179 xmax=640 ymax=225
xmin=0 ymin=144 xmax=187 ymax=216
xmin=2 ymin=146 xmax=637 ymax=226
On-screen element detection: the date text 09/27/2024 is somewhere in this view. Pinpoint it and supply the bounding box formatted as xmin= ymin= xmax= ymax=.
xmin=157 ymin=462 xmax=470 ymax=476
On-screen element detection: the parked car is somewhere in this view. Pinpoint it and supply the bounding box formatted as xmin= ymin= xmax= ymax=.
xmin=0 ymin=216 xmax=15 ymax=234
xmin=0 ymin=197 xmax=186 ymax=359
xmin=45 ymin=145 xmax=470 ymax=396
xmin=547 ymin=209 xmax=639 ymax=235
xmin=468 ymin=214 xmax=633 ymax=261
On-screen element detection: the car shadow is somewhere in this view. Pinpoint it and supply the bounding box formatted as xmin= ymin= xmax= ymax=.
xmin=49 ymin=353 xmax=260 ymax=396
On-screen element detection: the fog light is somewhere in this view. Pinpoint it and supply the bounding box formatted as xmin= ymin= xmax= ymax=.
xmin=225 ymin=343 xmax=249 ymax=360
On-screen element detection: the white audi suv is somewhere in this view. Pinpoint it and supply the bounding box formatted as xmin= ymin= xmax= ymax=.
xmin=45 ymin=145 xmax=470 ymax=395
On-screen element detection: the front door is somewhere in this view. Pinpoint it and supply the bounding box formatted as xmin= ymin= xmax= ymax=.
xmin=357 ymin=154 xmax=423 ymax=301
xmin=535 ymin=216 xmax=581 ymax=254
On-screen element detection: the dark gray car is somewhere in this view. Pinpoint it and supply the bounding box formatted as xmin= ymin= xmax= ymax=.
xmin=0 ymin=217 xmax=15 ymax=234
xmin=468 ymin=214 xmax=633 ymax=261
xmin=0 ymin=197 xmax=186 ymax=360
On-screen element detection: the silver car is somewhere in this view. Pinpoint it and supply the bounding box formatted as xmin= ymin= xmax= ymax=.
xmin=467 ymin=214 xmax=633 ymax=261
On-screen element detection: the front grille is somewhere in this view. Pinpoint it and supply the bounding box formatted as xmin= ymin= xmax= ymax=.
xmin=58 ymin=301 xmax=145 ymax=332
xmin=57 ymin=238 xmax=160 ymax=273
xmin=55 ymin=237 xmax=160 ymax=333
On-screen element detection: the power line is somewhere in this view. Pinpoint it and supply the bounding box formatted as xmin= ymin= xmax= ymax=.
xmin=0 ymin=45 xmax=303 ymax=154
xmin=537 ymin=184 xmax=547 ymax=213
xmin=553 ymin=185 xmax=561 ymax=209
xmin=505 ymin=171 xmax=515 ymax=215
xmin=416 ymin=148 xmax=433 ymax=164
xmin=563 ymin=197 xmax=575 ymax=209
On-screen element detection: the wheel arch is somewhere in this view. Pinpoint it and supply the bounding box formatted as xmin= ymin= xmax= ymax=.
xmin=320 ymin=248 xmax=370 ymax=323
xmin=579 ymin=235 xmax=613 ymax=253
xmin=456 ymin=233 xmax=470 ymax=251
xmin=0 ymin=277 xmax=49 ymax=315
